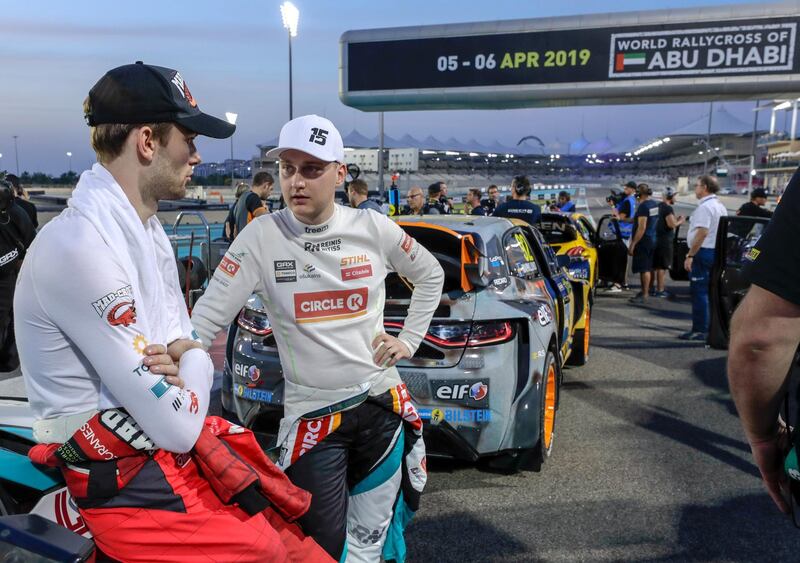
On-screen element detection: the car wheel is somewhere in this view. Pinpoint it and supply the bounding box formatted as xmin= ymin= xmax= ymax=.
xmin=566 ymin=306 xmax=590 ymax=367
xmin=536 ymin=351 xmax=558 ymax=464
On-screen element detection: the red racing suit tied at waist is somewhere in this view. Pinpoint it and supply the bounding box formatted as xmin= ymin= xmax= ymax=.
xmin=28 ymin=410 xmax=311 ymax=521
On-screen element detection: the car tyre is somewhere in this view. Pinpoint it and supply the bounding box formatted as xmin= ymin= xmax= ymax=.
xmin=534 ymin=351 xmax=558 ymax=467
xmin=566 ymin=305 xmax=591 ymax=367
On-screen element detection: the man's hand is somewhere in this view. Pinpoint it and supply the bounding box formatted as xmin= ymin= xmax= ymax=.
xmin=628 ymin=244 xmax=636 ymax=257
xmin=684 ymin=256 xmax=693 ymax=272
xmin=143 ymin=344 xmax=183 ymax=388
xmin=750 ymin=427 xmax=791 ymax=513
xmin=372 ymin=333 xmax=411 ymax=367
xmin=676 ymin=215 xmax=686 ymax=226
xmin=167 ymin=339 xmax=202 ymax=363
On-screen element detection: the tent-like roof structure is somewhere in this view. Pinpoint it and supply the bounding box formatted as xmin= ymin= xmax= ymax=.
xmin=667 ymin=105 xmax=753 ymax=137
xmin=342 ymin=129 xmax=375 ymax=148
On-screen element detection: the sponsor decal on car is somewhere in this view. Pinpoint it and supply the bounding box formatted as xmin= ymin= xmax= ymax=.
xmin=745 ymin=247 xmax=760 ymax=262
xmin=491 ymin=276 xmax=510 ymax=291
xmin=235 ymin=383 xmax=274 ymax=404
xmin=218 ymin=255 xmax=240 ymax=278
xmin=294 ymin=287 xmax=368 ymax=323
xmin=92 ymin=285 xmax=133 ymax=317
xmin=274 ymin=260 xmax=297 ymax=283
xmin=537 ymin=304 xmax=553 ymax=326
xmin=304 ymin=238 xmax=342 ymax=253
xmin=432 ymin=380 xmax=489 ymax=407
xmin=489 ymin=255 xmax=504 ymax=268
xmin=419 ymin=407 xmax=492 ymax=425
xmin=568 ymin=263 xmax=590 ymax=281
xmin=234 ymin=362 xmax=261 ymax=385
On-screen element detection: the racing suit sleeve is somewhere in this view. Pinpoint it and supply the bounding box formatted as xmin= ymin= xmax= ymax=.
xmin=32 ymin=238 xmax=212 ymax=453
xmin=190 ymin=222 xmax=266 ymax=348
xmin=378 ymin=217 xmax=444 ymax=354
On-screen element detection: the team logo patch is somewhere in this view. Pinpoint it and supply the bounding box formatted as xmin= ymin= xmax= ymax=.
xmin=274 ymin=260 xmax=297 ymax=283
xmin=304 ymin=238 xmax=341 ymax=253
xmin=132 ymin=334 xmax=148 ymax=355
xmin=219 ymin=255 xmax=240 ymax=278
xmin=291 ymin=413 xmax=341 ymax=464
xmin=107 ymin=300 xmax=136 ymax=327
xmin=294 ymin=288 xmax=368 ymax=323
xmin=171 ymin=72 xmax=197 ymax=108
xmin=92 ymin=285 xmax=133 ymax=319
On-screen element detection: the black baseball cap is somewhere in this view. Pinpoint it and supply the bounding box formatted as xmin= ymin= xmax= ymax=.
xmin=623 ymin=181 xmax=637 ymax=190
xmin=85 ymin=62 xmax=235 ymax=139
xmin=751 ymin=188 xmax=768 ymax=198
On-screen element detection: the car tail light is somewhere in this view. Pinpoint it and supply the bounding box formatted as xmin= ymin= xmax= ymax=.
xmin=566 ymin=246 xmax=586 ymax=257
xmin=385 ymin=321 xmax=514 ymax=348
xmin=238 ymin=307 xmax=272 ymax=336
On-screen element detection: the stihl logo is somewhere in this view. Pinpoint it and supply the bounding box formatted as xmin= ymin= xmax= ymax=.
xmin=294 ymin=288 xmax=368 ymax=323
xmin=340 ymin=255 xmax=369 ymax=267
xmin=219 ymin=256 xmax=240 ymax=277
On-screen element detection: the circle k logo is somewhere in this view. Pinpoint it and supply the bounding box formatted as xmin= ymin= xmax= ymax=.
xmin=347 ymin=293 xmax=364 ymax=311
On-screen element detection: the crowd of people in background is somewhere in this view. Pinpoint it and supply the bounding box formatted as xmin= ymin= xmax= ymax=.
xmin=218 ymin=167 xmax=768 ymax=345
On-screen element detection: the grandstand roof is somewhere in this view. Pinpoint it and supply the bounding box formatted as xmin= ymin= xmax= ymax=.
xmin=667 ymin=105 xmax=753 ymax=137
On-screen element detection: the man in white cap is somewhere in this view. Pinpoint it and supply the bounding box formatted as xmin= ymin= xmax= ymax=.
xmin=191 ymin=115 xmax=444 ymax=562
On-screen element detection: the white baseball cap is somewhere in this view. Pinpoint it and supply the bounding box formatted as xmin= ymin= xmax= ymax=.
xmin=265 ymin=114 xmax=344 ymax=163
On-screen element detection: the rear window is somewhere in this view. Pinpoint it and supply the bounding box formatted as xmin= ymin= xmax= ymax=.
xmin=385 ymin=225 xmax=485 ymax=297
xmin=538 ymin=216 xmax=578 ymax=244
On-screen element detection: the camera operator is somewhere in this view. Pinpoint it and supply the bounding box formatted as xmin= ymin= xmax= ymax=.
xmin=5 ymin=174 xmax=38 ymax=230
xmin=0 ymin=178 xmax=35 ymax=371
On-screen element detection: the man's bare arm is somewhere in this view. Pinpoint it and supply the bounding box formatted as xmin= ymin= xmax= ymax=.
xmin=728 ymin=284 xmax=800 ymax=512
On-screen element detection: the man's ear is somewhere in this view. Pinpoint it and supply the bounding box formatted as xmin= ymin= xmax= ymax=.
xmin=335 ymin=163 xmax=347 ymax=187
xmin=135 ymin=126 xmax=159 ymax=163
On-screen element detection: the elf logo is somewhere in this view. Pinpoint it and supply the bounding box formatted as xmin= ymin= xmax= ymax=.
xmin=435 ymin=381 xmax=489 ymax=402
xmin=294 ymin=288 xmax=368 ymax=323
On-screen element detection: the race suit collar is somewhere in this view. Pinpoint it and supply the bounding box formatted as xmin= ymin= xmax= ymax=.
xmin=286 ymin=203 xmax=341 ymax=237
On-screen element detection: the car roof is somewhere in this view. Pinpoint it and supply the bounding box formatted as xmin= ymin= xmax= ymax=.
xmin=393 ymin=214 xmax=515 ymax=237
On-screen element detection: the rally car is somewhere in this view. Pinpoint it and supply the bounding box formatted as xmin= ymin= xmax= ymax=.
xmin=707 ymin=215 xmax=770 ymax=349
xmin=537 ymin=212 xmax=599 ymax=292
xmin=222 ymin=216 xmax=590 ymax=472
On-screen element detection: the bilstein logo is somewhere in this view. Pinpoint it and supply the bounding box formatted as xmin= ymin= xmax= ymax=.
xmin=294 ymin=288 xmax=368 ymax=323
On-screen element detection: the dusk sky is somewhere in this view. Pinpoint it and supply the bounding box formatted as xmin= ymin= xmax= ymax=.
xmin=1 ymin=0 xmax=770 ymax=175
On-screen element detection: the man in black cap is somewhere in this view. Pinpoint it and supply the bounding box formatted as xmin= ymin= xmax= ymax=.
xmin=15 ymin=62 xmax=327 ymax=562
xmin=737 ymin=188 xmax=773 ymax=219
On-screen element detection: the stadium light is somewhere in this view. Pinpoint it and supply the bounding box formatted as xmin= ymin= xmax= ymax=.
xmin=280 ymin=2 xmax=299 ymax=119
xmin=663 ymin=137 xmax=671 ymax=142
xmin=225 ymin=112 xmax=238 ymax=185
xmin=66 ymin=151 xmax=72 ymax=172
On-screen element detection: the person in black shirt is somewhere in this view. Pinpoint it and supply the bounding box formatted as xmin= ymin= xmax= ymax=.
xmin=5 ymin=174 xmax=38 ymax=230
xmin=737 ymin=187 xmax=773 ymax=219
xmin=481 ymin=184 xmax=500 ymax=214
xmin=627 ymin=184 xmax=660 ymax=303
xmin=224 ymin=181 xmax=250 ymax=241
xmin=653 ymin=187 xmax=684 ymax=297
xmin=422 ymin=183 xmax=447 ymax=214
xmin=466 ymin=188 xmax=486 ymax=216
xmin=232 ymin=171 xmax=273 ymax=239
xmin=0 ymin=178 xmax=35 ymax=371
xmin=492 ymin=175 xmax=541 ymax=225
xmin=729 ymin=167 xmax=800 ymax=515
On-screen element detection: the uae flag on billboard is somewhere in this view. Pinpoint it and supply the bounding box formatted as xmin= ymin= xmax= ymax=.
xmin=615 ymin=52 xmax=646 ymax=72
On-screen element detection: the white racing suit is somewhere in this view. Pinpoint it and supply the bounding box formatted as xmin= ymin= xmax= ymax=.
xmin=191 ymin=204 xmax=444 ymax=561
